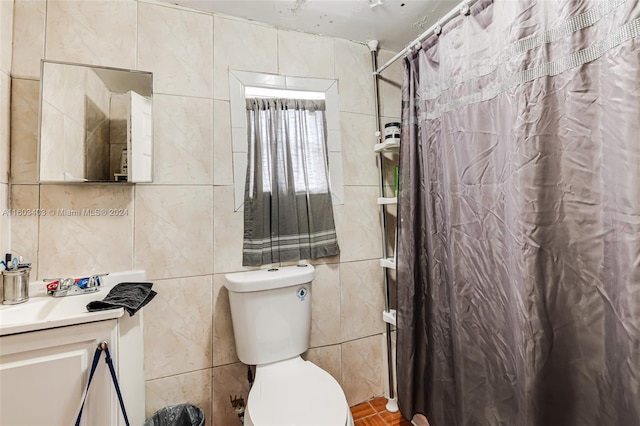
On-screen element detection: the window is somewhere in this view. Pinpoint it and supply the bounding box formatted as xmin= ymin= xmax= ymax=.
xmin=243 ymin=97 xmax=340 ymax=266
xmin=228 ymin=70 xmax=344 ymax=211
xmin=247 ymin=98 xmax=327 ymax=195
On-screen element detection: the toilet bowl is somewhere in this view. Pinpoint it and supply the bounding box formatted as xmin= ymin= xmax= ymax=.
xmin=244 ymin=357 xmax=354 ymax=426
xmin=224 ymin=265 xmax=354 ymax=426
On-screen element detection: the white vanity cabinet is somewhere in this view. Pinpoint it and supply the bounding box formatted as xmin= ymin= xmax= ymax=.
xmin=0 ymin=320 xmax=121 ymax=425
xmin=0 ymin=271 xmax=147 ymax=426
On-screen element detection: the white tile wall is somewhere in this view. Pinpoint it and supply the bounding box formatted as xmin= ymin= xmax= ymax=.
xmin=11 ymin=0 xmax=45 ymax=79
xmin=45 ymin=0 xmax=137 ymax=69
xmin=213 ymin=16 xmax=279 ymax=100
xmin=137 ymin=2 xmax=213 ymax=98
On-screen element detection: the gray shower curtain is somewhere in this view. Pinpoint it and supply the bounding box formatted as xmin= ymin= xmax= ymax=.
xmin=396 ymin=1 xmax=640 ymax=425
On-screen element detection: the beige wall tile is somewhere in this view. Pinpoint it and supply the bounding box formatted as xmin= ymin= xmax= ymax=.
xmin=340 ymin=259 xmax=385 ymax=341
xmin=10 ymin=78 xmax=39 ymax=184
xmin=378 ymin=49 xmax=403 ymax=119
xmin=303 ymin=344 xmax=342 ymax=387
xmin=45 ymin=0 xmax=137 ymax=69
xmin=340 ymin=112 xmax=378 ymax=186
xmin=0 ymin=0 xmax=13 ymax=75
xmin=341 ymin=334 xmax=384 ymax=406
xmin=138 ymin=3 xmax=213 ymax=97
xmin=152 ymin=95 xmax=214 ymax=184
xmin=213 ymin=186 xmax=248 ymax=274
xmin=0 ymin=184 xmax=9 ymax=255
xmin=212 ymin=274 xmax=238 ymax=366
xmin=213 ymin=100 xmax=233 ymax=186
xmin=11 ymin=0 xmax=45 ymax=79
xmin=144 ymin=275 xmax=213 ymax=380
xmin=308 ymin=253 xmax=340 ymax=265
xmin=335 ymin=39 xmax=375 ymax=115
xmin=310 ymin=263 xmax=342 ymax=347
xmin=278 ymin=30 xmax=335 ymax=79
xmin=9 ymin=184 xmax=39 ymax=274
xmin=145 ymin=369 xmax=212 ymax=424
xmin=334 ymin=186 xmax=382 ymax=262
xmin=0 ymin=72 xmax=10 ymax=183
xmin=134 ymin=185 xmax=213 ymax=280
xmin=37 ymin=185 xmax=134 ymax=279
xmin=213 ymin=17 xmax=278 ymax=100
xmin=212 ymin=362 xmax=251 ymax=426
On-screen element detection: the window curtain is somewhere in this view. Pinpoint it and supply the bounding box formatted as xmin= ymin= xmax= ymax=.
xmin=396 ymin=0 xmax=640 ymax=425
xmin=243 ymin=98 xmax=340 ymax=266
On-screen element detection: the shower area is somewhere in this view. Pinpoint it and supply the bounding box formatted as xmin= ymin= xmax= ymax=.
xmin=374 ymin=0 xmax=640 ymax=425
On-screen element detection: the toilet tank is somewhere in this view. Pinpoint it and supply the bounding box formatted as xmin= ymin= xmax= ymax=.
xmin=224 ymin=265 xmax=314 ymax=365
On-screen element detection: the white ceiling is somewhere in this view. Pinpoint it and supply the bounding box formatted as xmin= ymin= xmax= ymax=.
xmin=165 ymin=0 xmax=459 ymax=51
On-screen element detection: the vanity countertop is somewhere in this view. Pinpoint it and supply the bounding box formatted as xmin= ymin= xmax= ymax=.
xmin=0 ymin=270 xmax=145 ymax=336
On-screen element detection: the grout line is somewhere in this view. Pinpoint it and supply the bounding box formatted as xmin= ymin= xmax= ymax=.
xmin=150 ymin=273 xmax=215 ymax=282
xmin=153 ymin=91 xmax=215 ymax=100
xmin=42 ymin=0 xmax=48 ymax=61
xmin=135 ymin=1 xmax=138 ymax=70
xmin=138 ymin=0 xmax=214 ymax=17
xmin=134 ymin=182 xmax=215 ymax=187
xmin=146 ymin=366 xmax=213 ymax=383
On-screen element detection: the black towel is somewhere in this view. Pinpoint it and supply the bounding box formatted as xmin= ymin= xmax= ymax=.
xmin=87 ymin=282 xmax=157 ymax=316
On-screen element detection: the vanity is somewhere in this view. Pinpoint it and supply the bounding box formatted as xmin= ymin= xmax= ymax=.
xmin=0 ymin=271 xmax=147 ymax=426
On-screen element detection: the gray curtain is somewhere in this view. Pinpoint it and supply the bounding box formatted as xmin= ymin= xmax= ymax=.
xmin=243 ymin=98 xmax=339 ymax=266
xmin=396 ymin=1 xmax=640 ymax=425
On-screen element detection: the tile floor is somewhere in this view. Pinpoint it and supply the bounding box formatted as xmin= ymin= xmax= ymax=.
xmin=350 ymin=397 xmax=412 ymax=425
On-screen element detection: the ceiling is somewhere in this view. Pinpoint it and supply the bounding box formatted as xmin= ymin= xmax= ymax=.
xmin=166 ymin=0 xmax=459 ymax=51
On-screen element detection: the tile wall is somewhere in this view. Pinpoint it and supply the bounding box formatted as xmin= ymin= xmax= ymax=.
xmin=6 ymin=0 xmax=403 ymax=424
xmin=0 ymin=0 xmax=14 ymax=255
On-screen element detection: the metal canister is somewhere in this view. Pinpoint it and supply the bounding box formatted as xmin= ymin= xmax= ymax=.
xmin=2 ymin=267 xmax=31 ymax=305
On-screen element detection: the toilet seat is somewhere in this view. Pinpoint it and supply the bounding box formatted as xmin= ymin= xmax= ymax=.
xmin=246 ymin=357 xmax=349 ymax=426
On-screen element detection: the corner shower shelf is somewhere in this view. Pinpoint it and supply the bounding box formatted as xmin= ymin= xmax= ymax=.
xmin=371 ymin=43 xmax=400 ymax=413
xmin=380 ymin=257 xmax=396 ymax=270
xmin=377 ymin=197 xmax=398 ymax=205
xmin=383 ymin=309 xmax=397 ymax=326
xmin=374 ymin=139 xmax=400 ymax=153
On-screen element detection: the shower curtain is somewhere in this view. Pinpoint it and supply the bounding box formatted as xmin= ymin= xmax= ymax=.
xmin=396 ymin=1 xmax=640 ymax=425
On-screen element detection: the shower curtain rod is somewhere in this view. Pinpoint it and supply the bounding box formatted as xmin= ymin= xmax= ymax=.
xmin=375 ymin=0 xmax=478 ymax=74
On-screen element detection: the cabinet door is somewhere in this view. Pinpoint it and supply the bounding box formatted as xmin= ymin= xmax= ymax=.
xmin=127 ymin=90 xmax=153 ymax=182
xmin=0 ymin=320 xmax=119 ymax=426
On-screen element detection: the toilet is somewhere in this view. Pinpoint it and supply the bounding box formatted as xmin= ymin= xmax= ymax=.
xmin=225 ymin=265 xmax=355 ymax=426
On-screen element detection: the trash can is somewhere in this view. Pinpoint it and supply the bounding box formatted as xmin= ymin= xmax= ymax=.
xmin=143 ymin=404 xmax=205 ymax=426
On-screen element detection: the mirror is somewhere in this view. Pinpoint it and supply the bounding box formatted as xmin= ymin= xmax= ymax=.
xmin=38 ymin=60 xmax=153 ymax=183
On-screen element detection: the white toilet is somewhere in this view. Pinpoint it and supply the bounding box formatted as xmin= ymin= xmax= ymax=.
xmin=225 ymin=265 xmax=355 ymax=426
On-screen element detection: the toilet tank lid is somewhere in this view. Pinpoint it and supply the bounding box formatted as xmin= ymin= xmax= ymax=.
xmin=225 ymin=265 xmax=315 ymax=293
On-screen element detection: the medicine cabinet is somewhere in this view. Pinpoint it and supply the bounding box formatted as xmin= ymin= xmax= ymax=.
xmin=38 ymin=60 xmax=153 ymax=183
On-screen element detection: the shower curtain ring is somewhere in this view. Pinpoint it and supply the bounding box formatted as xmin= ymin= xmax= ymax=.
xmin=460 ymin=1 xmax=471 ymax=16
xmin=434 ymin=23 xmax=442 ymax=36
